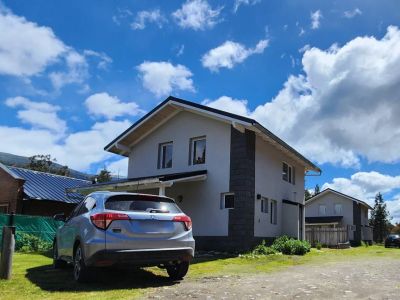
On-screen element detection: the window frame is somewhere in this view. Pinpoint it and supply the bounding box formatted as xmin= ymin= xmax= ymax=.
xmin=270 ymin=199 xmax=277 ymax=224
xmin=319 ymin=204 xmax=327 ymax=216
xmin=261 ymin=197 xmax=268 ymax=213
xmin=282 ymin=162 xmax=295 ymax=184
xmin=334 ymin=203 xmax=342 ymax=215
xmin=158 ymin=141 xmax=173 ymax=169
xmin=189 ymin=136 xmax=206 ymax=165
xmin=221 ymin=192 xmax=235 ymax=209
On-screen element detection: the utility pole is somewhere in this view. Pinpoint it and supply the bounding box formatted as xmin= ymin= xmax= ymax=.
xmin=0 ymin=213 xmax=15 ymax=280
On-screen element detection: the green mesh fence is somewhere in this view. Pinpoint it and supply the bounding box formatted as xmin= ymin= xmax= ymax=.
xmin=0 ymin=213 xmax=63 ymax=247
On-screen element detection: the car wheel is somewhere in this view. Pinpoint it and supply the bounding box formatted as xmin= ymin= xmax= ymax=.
xmin=166 ymin=261 xmax=189 ymax=280
xmin=53 ymin=240 xmax=67 ymax=269
xmin=73 ymin=244 xmax=91 ymax=283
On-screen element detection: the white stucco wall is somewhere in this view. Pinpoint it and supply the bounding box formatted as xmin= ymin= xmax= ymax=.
xmin=127 ymin=111 xmax=231 ymax=236
xmin=254 ymin=135 xmax=305 ymax=238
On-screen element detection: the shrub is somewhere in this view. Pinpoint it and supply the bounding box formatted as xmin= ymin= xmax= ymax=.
xmin=316 ymin=242 xmax=322 ymax=250
xmin=272 ymin=236 xmax=311 ymax=256
xmin=15 ymin=233 xmax=52 ymax=252
xmin=361 ymin=241 xmax=369 ymax=247
xmin=271 ymin=235 xmax=290 ymax=253
xmin=252 ymin=240 xmax=277 ymax=255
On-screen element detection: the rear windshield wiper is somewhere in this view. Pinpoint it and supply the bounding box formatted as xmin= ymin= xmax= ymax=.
xmin=148 ymin=208 xmax=170 ymax=213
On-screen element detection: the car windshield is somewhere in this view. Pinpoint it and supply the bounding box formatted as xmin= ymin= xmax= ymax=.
xmin=105 ymin=194 xmax=182 ymax=213
xmin=388 ymin=234 xmax=400 ymax=238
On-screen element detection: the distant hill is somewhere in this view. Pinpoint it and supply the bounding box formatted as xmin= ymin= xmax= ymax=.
xmin=0 ymin=152 xmax=94 ymax=181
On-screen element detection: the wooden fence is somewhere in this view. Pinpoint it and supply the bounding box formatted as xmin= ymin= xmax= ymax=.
xmin=305 ymin=227 xmax=348 ymax=247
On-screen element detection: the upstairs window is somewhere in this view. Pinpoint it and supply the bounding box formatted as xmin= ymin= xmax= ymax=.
xmin=190 ymin=137 xmax=206 ymax=165
xmin=282 ymin=162 xmax=295 ymax=184
xmin=334 ymin=204 xmax=342 ymax=215
xmin=158 ymin=142 xmax=173 ymax=169
xmin=319 ymin=204 xmax=327 ymax=216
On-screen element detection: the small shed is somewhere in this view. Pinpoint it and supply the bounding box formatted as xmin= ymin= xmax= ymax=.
xmin=0 ymin=163 xmax=89 ymax=216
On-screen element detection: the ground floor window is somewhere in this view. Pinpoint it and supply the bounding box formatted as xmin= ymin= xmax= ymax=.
xmin=270 ymin=200 xmax=277 ymax=224
xmin=221 ymin=193 xmax=234 ymax=209
xmin=261 ymin=197 xmax=268 ymax=213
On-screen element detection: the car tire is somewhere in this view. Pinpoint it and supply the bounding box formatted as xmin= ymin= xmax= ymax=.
xmin=73 ymin=244 xmax=91 ymax=283
xmin=166 ymin=261 xmax=189 ymax=280
xmin=53 ymin=240 xmax=67 ymax=269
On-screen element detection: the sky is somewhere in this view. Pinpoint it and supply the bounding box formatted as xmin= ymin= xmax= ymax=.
xmin=0 ymin=0 xmax=400 ymax=222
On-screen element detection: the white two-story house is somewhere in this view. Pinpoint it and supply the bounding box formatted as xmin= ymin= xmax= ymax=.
xmin=77 ymin=96 xmax=320 ymax=251
xmin=305 ymin=188 xmax=373 ymax=245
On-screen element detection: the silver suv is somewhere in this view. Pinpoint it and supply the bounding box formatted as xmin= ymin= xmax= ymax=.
xmin=53 ymin=192 xmax=195 ymax=282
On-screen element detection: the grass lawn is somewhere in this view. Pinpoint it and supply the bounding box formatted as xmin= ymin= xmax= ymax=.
xmin=0 ymin=246 xmax=399 ymax=300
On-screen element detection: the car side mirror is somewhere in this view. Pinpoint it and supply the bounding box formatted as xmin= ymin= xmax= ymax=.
xmin=53 ymin=213 xmax=66 ymax=222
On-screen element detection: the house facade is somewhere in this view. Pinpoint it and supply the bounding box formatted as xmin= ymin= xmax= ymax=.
xmin=0 ymin=163 xmax=89 ymax=216
xmin=77 ymin=96 xmax=320 ymax=251
xmin=305 ymin=188 xmax=373 ymax=245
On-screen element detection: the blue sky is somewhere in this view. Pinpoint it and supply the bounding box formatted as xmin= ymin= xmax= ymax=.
xmin=0 ymin=0 xmax=400 ymax=221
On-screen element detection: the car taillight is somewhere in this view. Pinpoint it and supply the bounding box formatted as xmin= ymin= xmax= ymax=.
xmin=90 ymin=213 xmax=129 ymax=230
xmin=173 ymin=215 xmax=192 ymax=231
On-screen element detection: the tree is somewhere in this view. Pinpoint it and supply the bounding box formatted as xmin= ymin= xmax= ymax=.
xmin=28 ymin=154 xmax=70 ymax=176
xmin=314 ymin=184 xmax=320 ymax=195
xmin=369 ymin=193 xmax=391 ymax=243
xmin=305 ymin=189 xmax=312 ymax=201
xmin=96 ymin=168 xmax=111 ymax=183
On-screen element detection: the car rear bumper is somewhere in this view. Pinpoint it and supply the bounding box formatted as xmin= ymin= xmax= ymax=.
xmin=86 ymin=247 xmax=194 ymax=267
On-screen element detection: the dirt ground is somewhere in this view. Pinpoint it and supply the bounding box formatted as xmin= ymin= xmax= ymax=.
xmin=147 ymin=257 xmax=400 ymax=299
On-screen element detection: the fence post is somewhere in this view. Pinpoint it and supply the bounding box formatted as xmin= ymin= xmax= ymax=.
xmin=0 ymin=213 xmax=15 ymax=280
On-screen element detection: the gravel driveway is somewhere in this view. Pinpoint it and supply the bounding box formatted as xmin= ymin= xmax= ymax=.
xmin=147 ymin=257 xmax=400 ymax=299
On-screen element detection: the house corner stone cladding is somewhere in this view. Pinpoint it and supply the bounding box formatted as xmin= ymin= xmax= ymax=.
xmin=228 ymin=127 xmax=256 ymax=251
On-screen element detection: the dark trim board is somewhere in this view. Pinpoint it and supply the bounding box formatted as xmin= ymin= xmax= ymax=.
xmin=283 ymin=199 xmax=301 ymax=206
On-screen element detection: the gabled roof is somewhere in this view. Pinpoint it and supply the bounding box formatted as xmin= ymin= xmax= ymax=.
xmin=104 ymin=96 xmax=320 ymax=172
xmin=305 ymin=188 xmax=373 ymax=210
xmin=2 ymin=164 xmax=90 ymax=204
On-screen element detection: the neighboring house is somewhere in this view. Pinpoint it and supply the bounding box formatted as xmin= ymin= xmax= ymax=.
xmin=0 ymin=163 xmax=90 ymax=216
xmin=74 ymin=96 xmax=320 ymax=251
xmin=305 ymin=188 xmax=373 ymax=245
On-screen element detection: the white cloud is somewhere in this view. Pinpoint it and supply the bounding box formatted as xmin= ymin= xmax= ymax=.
xmin=322 ymin=171 xmax=400 ymax=223
xmin=344 ymin=8 xmax=362 ymax=19
xmin=112 ymin=8 xmax=133 ymax=26
xmin=83 ymin=50 xmax=112 ymax=70
xmin=203 ymin=26 xmax=400 ymax=168
xmin=49 ymin=51 xmax=89 ymax=91
xmin=172 ymin=0 xmax=223 ymax=30
xmin=131 ymin=9 xmax=167 ymax=30
xmin=106 ymin=158 xmax=128 ymax=178
xmin=233 ymin=0 xmax=261 ymax=13
xmin=137 ymin=61 xmax=195 ymax=97
xmin=0 ymin=119 xmax=131 ymax=171
xmin=0 ymin=6 xmax=67 ymax=76
xmin=202 ymin=96 xmax=250 ymax=116
xmin=177 ymin=45 xmax=185 ymax=57
xmin=5 ymin=96 xmax=66 ymax=134
xmin=85 ymin=92 xmax=144 ymax=119
xmin=201 ymin=39 xmax=268 ymax=72
xmin=311 ymin=10 xmax=322 ymax=29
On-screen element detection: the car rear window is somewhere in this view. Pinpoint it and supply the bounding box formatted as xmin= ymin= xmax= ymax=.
xmin=105 ymin=194 xmax=182 ymax=213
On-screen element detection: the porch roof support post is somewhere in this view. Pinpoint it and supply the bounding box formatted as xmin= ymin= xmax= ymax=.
xmin=159 ymin=185 xmax=166 ymax=196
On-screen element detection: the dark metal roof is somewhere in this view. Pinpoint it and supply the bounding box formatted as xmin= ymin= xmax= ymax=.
xmin=8 ymin=166 xmax=90 ymax=204
xmin=305 ymin=216 xmax=343 ymax=224
xmin=104 ymin=96 xmax=320 ymax=172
